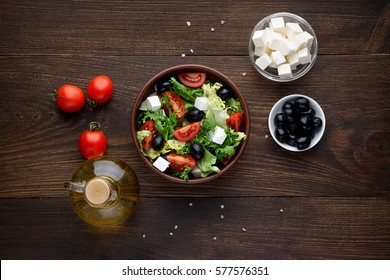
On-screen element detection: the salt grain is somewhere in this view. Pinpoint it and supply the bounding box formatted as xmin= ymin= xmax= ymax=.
xmin=211 ymin=27 xmax=215 ymax=32
xmin=220 ymin=214 xmax=224 ymax=219
xmin=265 ymin=134 xmax=269 ymax=138
xmin=190 ymin=49 xmax=194 ymax=53
xmin=280 ymin=209 xmax=284 ymax=213
xmin=186 ymin=21 xmax=191 ymax=27
xmin=181 ymin=53 xmax=186 ymax=57
xmin=220 ymin=204 xmax=224 ymax=209
xmin=174 ymin=225 xmax=178 ymax=230
xmin=189 ymin=202 xmax=193 ymax=206
xmin=242 ymin=227 xmax=246 ymax=232
xmin=213 ymin=236 xmax=217 ymax=240
xmin=169 ymin=232 xmax=173 ymax=236
xmin=242 ymin=72 xmax=247 ymax=76
xmin=142 ymin=234 xmax=146 ymax=238
xmin=221 ymin=20 xmax=225 ymax=25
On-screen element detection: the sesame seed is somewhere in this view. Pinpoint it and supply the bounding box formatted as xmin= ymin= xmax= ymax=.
xmin=169 ymin=232 xmax=173 ymax=236
xmin=211 ymin=27 xmax=215 ymax=32
xmin=221 ymin=20 xmax=225 ymax=25
xmin=213 ymin=236 xmax=217 ymax=240
xmin=242 ymin=227 xmax=247 ymax=232
xmin=220 ymin=204 xmax=224 ymax=209
xmin=189 ymin=202 xmax=193 ymax=206
xmin=186 ymin=21 xmax=191 ymax=27
xmin=174 ymin=225 xmax=178 ymax=230
xmin=280 ymin=209 xmax=284 ymax=213
xmin=242 ymin=72 xmax=247 ymax=76
xmin=142 ymin=234 xmax=146 ymax=238
xmin=190 ymin=49 xmax=194 ymax=53
xmin=220 ymin=214 xmax=224 ymax=219
xmin=181 ymin=53 xmax=186 ymax=57
xmin=265 ymin=134 xmax=269 ymax=138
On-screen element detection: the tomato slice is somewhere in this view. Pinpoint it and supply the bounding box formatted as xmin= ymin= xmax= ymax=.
xmin=167 ymin=153 xmax=196 ymax=172
xmin=226 ymin=112 xmax=243 ymax=132
xmin=140 ymin=120 xmax=157 ymax=149
xmin=162 ymin=91 xmax=185 ymax=119
xmin=173 ymin=122 xmax=201 ymax=142
xmin=178 ymin=72 xmax=206 ymax=88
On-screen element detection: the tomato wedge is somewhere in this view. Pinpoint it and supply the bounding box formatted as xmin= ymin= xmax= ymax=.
xmin=167 ymin=153 xmax=196 ymax=172
xmin=162 ymin=91 xmax=185 ymax=119
xmin=178 ymin=72 xmax=206 ymax=88
xmin=226 ymin=112 xmax=243 ymax=132
xmin=173 ymin=122 xmax=201 ymax=142
xmin=140 ymin=120 xmax=157 ymax=149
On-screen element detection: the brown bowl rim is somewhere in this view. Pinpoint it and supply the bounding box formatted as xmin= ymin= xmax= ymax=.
xmin=131 ymin=64 xmax=250 ymax=184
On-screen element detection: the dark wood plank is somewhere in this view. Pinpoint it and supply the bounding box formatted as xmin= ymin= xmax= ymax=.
xmin=0 ymin=0 xmax=388 ymax=56
xmin=0 ymin=55 xmax=389 ymax=198
xmin=0 ymin=197 xmax=389 ymax=259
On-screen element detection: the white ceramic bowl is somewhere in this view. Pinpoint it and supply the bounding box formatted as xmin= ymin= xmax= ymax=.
xmin=249 ymin=12 xmax=318 ymax=82
xmin=268 ymin=94 xmax=325 ymax=151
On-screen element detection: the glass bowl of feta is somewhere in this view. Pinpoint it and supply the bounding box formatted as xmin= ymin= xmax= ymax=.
xmin=249 ymin=12 xmax=318 ymax=82
xmin=131 ymin=64 xmax=250 ymax=184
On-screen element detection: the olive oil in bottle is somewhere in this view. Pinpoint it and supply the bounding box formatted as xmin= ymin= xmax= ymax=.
xmin=64 ymin=156 xmax=140 ymax=226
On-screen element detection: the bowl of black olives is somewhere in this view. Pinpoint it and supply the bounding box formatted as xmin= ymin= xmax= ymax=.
xmin=268 ymin=94 xmax=325 ymax=151
xmin=131 ymin=64 xmax=250 ymax=183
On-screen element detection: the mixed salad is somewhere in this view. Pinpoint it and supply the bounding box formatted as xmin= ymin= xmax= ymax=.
xmin=136 ymin=72 xmax=247 ymax=181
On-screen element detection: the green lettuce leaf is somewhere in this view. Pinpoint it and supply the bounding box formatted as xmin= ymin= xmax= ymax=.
xmin=169 ymin=76 xmax=203 ymax=102
xmin=197 ymin=148 xmax=220 ymax=177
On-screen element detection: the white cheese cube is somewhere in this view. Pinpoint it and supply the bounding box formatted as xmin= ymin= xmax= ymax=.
xmin=286 ymin=52 xmax=300 ymax=70
xmin=268 ymin=31 xmax=285 ymax=50
xmin=210 ymin=126 xmax=227 ymax=145
xmin=146 ymin=95 xmax=161 ymax=111
xmin=290 ymin=31 xmax=314 ymax=51
xmin=277 ymin=38 xmax=294 ymax=56
xmin=285 ymin=22 xmax=303 ymax=39
xmin=269 ymin=17 xmax=285 ymax=33
xmin=153 ymin=156 xmax=170 ymax=172
xmin=252 ymin=29 xmax=269 ymax=47
xmin=194 ymin=97 xmax=209 ymax=111
xmin=191 ymin=166 xmax=202 ymax=178
xmin=278 ymin=63 xmax=293 ymax=79
xmin=271 ymin=50 xmax=286 ymax=65
xmin=255 ymin=53 xmax=272 ymax=70
xmin=297 ymin=47 xmax=312 ymax=64
xmin=269 ymin=60 xmax=277 ymax=69
xmin=254 ymin=45 xmax=272 ymax=56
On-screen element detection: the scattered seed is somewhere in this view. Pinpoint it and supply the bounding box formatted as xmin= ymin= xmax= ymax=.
xmin=242 ymin=227 xmax=247 ymax=232
xmin=142 ymin=234 xmax=146 ymax=238
xmin=220 ymin=204 xmax=224 ymax=209
xmin=181 ymin=53 xmax=186 ymax=57
xmin=174 ymin=225 xmax=178 ymax=230
xmin=220 ymin=214 xmax=224 ymax=219
xmin=280 ymin=209 xmax=284 ymax=213
xmin=169 ymin=232 xmax=173 ymax=236
xmin=242 ymin=72 xmax=247 ymax=76
xmin=186 ymin=21 xmax=191 ymax=27
xmin=211 ymin=27 xmax=215 ymax=32
xmin=221 ymin=20 xmax=226 ymax=25
xmin=265 ymin=134 xmax=269 ymax=138
xmin=190 ymin=49 xmax=194 ymax=53
xmin=213 ymin=236 xmax=217 ymax=240
xmin=189 ymin=202 xmax=193 ymax=207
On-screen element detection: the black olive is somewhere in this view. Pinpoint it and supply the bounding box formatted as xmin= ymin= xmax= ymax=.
xmin=185 ymin=108 xmax=204 ymax=123
xmin=282 ymin=101 xmax=294 ymax=111
xmin=301 ymin=108 xmax=316 ymax=118
xmin=274 ymin=127 xmax=287 ymax=143
xmin=298 ymin=114 xmax=312 ymax=128
xmin=294 ymin=97 xmax=310 ymax=112
xmin=286 ymin=133 xmax=296 ymax=146
xmin=152 ymin=134 xmax=164 ymax=150
xmin=274 ymin=113 xmax=284 ymax=126
xmin=190 ymin=143 xmax=205 ymax=160
xmin=286 ymin=121 xmax=298 ymax=134
xmin=217 ymin=87 xmax=232 ymax=100
xmin=313 ymin=117 xmax=323 ymax=130
xmin=295 ymin=135 xmax=311 ymax=150
xmin=156 ymin=80 xmax=172 ymax=93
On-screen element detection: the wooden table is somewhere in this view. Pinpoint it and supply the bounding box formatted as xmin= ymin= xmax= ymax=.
xmin=1 ymin=0 xmax=389 ymax=260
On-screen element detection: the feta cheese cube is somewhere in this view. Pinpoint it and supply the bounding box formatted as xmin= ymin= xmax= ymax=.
xmin=268 ymin=31 xmax=285 ymax=50
xmin=191 ymin=166 xmax=202 ymax=178
xmin=252 ymin=29 xmax=268 ymax=47
xmin=254 ymin=45 xmax=272 ymax=56
xmin=269 ymin=17 xmax=285 ymax=33
xmin=285 ymin=22 xmax=303 ymax=39
xmin=290 ymin=31 xmax=314 ymax=51
xmin=297 ymin=47 xmax=312 ymax=64
xmin=153 ymin=156 xmax=170 ymax=172
xmin=271 ymin=50 xmax=286 ymax=65
xmin=194 ymin=97 xmax=209 ymax=111
xmin=278 ymin=38 xmax=294 ymax=56
xmin=146 ymin=95 xmax=161 ymax=111
xmin=210 ymin=126 xmax=227 ymax=145
xmin=286 ymin=52 xmax=300 ymax=70
xmin=255 ymin=53 xmax=272 ymax=70
xmin=277 ymin=63 xmax=293 ymax=79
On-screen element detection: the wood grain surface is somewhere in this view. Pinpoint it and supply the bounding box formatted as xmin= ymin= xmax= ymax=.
xmin=0 ymin=0 xmax=389 ymax=260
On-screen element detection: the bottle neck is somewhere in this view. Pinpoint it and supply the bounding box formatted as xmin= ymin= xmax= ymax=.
xmin=84 ymin=177 xmax=118 ymax=208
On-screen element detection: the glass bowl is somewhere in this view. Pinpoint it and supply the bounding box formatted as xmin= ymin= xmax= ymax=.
xmin=249 ymin=12 xmax=318 ymax=82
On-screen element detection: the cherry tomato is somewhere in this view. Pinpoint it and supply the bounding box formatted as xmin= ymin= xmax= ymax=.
xmin=52 ymin=84 xmax=85 ymax=112
xmin=226 ymin=112 xmax=243 ymax=132
xmin=87 ymin=75 xmax=113 ymax=104
xmin=79 ymin=122 xmax=107 ymax=159
xmin=162 ymin=91 xmax=185 ymax=119
xmin=140 ymin=120 xmax=157 ymax=149
xmin=173 ymin=122 xmax=201 ymax=142
xmin=178 ymin=72 xmax=206 ymax=88
xmin=167 ymin=153 xmax=196 ymax=172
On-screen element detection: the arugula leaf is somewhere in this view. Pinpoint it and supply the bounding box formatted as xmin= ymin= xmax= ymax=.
xmin=169 ymin=76 xmax=203 ymax=102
